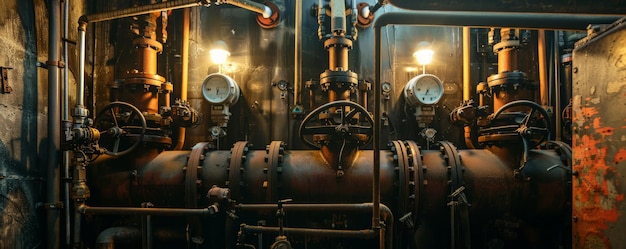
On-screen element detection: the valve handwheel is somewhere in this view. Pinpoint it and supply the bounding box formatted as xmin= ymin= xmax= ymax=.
xmin=491 ymin=100 xmax=551 ymax=148
xmin=95 ymin=101 xmax=147 ymax=156
xmin=298 ymin=100 xmax=373 ymax=148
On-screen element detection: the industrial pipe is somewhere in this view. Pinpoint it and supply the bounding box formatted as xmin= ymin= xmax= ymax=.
xmin=173 ymin=8 xmax=190 ymax=150
xmin=553 ymin=32 xmax=562 ymax=141
xmin=47 ymin=0 xmax=61 ymax=249
xmin=240 ymin=225 xmax=377 ymax=239
xmin=80 ymin=0 xmax=203 ymax=23
xmin=538 ymin=30 xmax=548 ymax=106
xmin=220 ymin=0 xmax=273 ymax=19
xmin=462 ymin=27 xmax=471 ymax=101
xmin=61 ymin=0 xmax=71 ymax=246
xmin=79 ymin=205 xmax=216 ymax=216
xmin=95 ymin=226 xmax=142 ymax=249
xmin=237 ymin=203 xmax=393 ymax=249
xmin=374 ymin=11 xmax=621 ymax=30
xmin=294 ymin=0 xmax=302 ymax=106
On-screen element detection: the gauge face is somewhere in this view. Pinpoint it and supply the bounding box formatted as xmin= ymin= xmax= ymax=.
xmin=201 ymin=73 xmax=240 ymax=105
xmin=404 ymin=74 xmax=444 ymax=106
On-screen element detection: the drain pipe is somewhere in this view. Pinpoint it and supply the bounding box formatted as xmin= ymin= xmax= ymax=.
xmin=218 ymin=0 xmax=272 ymax=19
xmin=61 ymin=0 xmax=71 ymax=247
xmin=173 ymin=8 xmax=190 ymax=150
xmin=47 ymin=0 xmax=62 ymax=249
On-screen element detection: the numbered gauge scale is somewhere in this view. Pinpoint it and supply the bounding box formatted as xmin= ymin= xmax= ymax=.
xmin=403 ymin=74 xmax=444 ymax=107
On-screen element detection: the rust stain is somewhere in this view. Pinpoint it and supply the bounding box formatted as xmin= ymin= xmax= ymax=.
xmin=615 ymin=148 xmax=626 ymax=164
xmin=573 ymin=106 xmax=624 ymax=245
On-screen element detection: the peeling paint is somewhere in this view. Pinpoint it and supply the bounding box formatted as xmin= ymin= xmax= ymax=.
xmin=606 ymin=80 xmax=625 ymax=94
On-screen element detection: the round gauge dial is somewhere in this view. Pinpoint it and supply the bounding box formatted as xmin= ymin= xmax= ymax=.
xmin=403 ymin=74 xmax=444 ymax=106
xmin=201 ymin=73 xmax=240 ymax=105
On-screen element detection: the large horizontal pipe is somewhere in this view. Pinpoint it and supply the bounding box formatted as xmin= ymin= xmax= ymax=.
xmin=240 ymin=225 xmax=378 ymax=239
xmin=79 ymin=205 xmax=214 ymax=216
xmin=374 ymin=11 xmax=622 ymax=30
xmin=81 ymin=0 xmax=202 ymax=23
xmin=237 ymin=203 xmax=390 ymax=213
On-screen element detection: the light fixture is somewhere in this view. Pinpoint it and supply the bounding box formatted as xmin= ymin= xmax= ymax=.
xmin=210 ymin=40 xmax=230 ymax=66
xmin=413 ymin=41 xmax=434 ymax=74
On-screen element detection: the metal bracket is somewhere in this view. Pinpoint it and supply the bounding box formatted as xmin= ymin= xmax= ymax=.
xmin=1 ymin=67 xmax=13 ymax=93
xmin=42 ymin=202 xmax=64 ymax=209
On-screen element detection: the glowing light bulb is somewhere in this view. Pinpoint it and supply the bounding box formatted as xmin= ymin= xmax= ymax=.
xmin=210 ymin=40 xmax=230 ymax=65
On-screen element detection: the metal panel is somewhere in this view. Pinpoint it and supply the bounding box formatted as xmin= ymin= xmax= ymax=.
xmin=572 ymin=18 xmax=626 ymax=249
xmin=387 ymin=0 xmax=626 ymax=14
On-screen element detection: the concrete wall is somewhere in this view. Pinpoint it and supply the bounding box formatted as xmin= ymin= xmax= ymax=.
xmin=0 ymin=0 xmax=84 ymax=248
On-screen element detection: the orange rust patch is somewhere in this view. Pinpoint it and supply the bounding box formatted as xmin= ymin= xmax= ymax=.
xmin=573 ymin=107 xmax=623 ymax=241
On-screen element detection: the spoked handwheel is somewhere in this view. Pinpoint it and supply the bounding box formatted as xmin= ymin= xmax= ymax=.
xmin=491 ymin=100 xmax=551 ymax=148
xmin=298 ymin=100 xmax=374 ymax=148
xmin=95 ymin=101 xmax=147 ymax=156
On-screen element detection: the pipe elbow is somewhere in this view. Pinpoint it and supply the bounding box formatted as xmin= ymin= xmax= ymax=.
xmin=262 ymin=5 xmax=272 ymax=19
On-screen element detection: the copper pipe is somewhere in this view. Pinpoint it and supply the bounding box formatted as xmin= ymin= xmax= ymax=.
xmin=80 ymin=205 xmax=215 ymax=216
xmin=463 ymin=27 xmax=471 ymax=101
xmin=538 ymin=29 xmax=548 ymax=106
xmin=241 ymin=225 xmax=377 ymax=239
xmin=173 ymin=8 xmax=190 ymax=150
xmin=81 ymin=0 xmax=201 ymax=23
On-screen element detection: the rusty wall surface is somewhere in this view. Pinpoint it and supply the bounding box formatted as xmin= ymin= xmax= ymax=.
xmin=572 ymin=19 xmax=626 ymax=249
xmin=0 ymin=0 xmax=47 ymax=248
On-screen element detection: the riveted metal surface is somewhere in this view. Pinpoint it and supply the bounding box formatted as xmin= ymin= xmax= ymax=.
xmin=572 ymin=19 xmax=626 ymax=249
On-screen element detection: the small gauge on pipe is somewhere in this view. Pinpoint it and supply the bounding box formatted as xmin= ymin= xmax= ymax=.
xmin=403 ymin=74 xmax=444 ymax=106
xmin=201 ymin=73 xmax=240 ymax=105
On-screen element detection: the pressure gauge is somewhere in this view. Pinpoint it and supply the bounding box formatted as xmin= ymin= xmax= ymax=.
xmin=403 ymin=74 xmax=444 ymax=107
xmin=201 ymin=73 xmax=240 ymax=105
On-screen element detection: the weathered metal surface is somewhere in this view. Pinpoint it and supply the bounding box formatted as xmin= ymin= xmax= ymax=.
xmin=572 ymin=18 xmax=626 ymax=249
xmin=387 ymin=0 xmax=626 ymax=14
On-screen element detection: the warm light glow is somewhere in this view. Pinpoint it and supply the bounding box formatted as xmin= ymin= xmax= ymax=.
xmin=413 ymin=49 xmax=434 ymax=66
xmin=210 ymin=40 xmax=230 ymax=65
xmin=210 ymin=49 xmax=230 ymax=65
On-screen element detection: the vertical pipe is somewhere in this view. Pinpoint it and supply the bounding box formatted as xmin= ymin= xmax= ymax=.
xmin=330 ymin=0 xmax=347 ymax=34
xmin=62 ymin=0 xmax=71 ymax=246
xmin=294 ymin=0 xmax=302 ymax=106
xmin=462 ymin=27 xmax=474 ymax=148
xmin=173 ymin=8 xmax=190 ymax=150
xmin=553 ymin=31 xmax=561 ymax=141
xmin=47 ymin=0 xmax=61 ymax=249
xmin=538 ymin=29 xmax=548 ymax=106
xmin=462 ymin=27 xmax=470 ymax=101
xmin=78 ymin=22 xmax=87 ymax=108
xmin=373 ymin=23 xmax=382 ymax=241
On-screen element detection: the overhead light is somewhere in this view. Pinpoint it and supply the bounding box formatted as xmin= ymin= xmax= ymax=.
xmin=210 ymin=40 xmax=230 ymax=65
xmin=413 ymin=41 xmax=434 ymax=74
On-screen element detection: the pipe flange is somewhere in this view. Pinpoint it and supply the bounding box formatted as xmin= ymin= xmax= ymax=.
xmin=356 ymin=2 xmax=374 ymax=28
xmin=186 ymin=142 xmax=211 ymax=208
xmin=228 ymin=141 xmax=251 ymax=201
xmin=132 ymin=37 xmax=163 ymax=52
xmin=323 ymin=37 xmax=353 ymax=49
xmin=264 ymin=141 xmax=286 ymax=202
xmin=256 ymin=1 xmax=281 ymax=29
xmin=487 ymin=71 xmax=529 ymax=89
xmin=319 ymin=70 xmax=358 ymax=91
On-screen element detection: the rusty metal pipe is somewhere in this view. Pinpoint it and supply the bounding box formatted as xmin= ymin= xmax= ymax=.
xmin=95 ymin=226 xmax=141 ymax=249
xmin=374 ymin=11 xmax=621 ymax=30
xmin=220 ymin=0 xmax=273 ymax=19
xmin=241 ymin=225 xmax=377 ymax=239
xmin=538 ymin=30 xmax=548 ymax=106
xmin=80 ymin=0 xmax=202 ymax=23
xmin=80 ymin=205 xmax=215 ymax=216
xmin=173 ymin=8 xmax=190 ymax=150
xmin=47 ymin=1 xmax=62 ymax=249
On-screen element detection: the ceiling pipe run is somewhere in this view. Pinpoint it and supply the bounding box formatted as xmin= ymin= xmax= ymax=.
xmin=372 ymin=11 xmax=621 ymax=249
xmin=218 ymin=0 xmax=273 ymax=19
